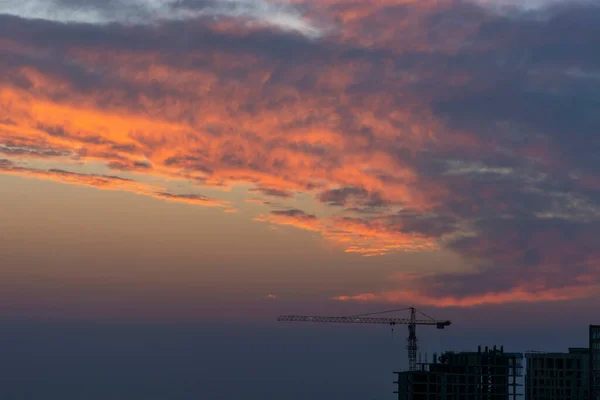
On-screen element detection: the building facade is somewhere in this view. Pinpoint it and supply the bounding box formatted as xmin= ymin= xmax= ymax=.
xmin=592 ymin=325 xmax=600 ymax=400
xmin=394 ymin=346 xmax=522 ymax=400
xmin=525 ymin=348 xmax=590 ymax=400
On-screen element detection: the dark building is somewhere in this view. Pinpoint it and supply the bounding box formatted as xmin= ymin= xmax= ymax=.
xmin=525 ymin=348 xmax=590 ymax=400
xmin=394 ymin=346 xmax=523 ymax=400
xmin=524 ymin=325 xmax=600 ymax=400
xmin=592 ymin=325 xmax=600 ymax=400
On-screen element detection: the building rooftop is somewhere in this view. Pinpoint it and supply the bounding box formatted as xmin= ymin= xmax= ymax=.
xmin=526 ymin=348 xmax=590 ymax=357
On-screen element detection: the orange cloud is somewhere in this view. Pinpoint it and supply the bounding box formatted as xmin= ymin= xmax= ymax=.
xmin=334 ymin=255 xmax=600 ymax=306
xmin=0 ymin=163 xmax=155 ymax=194
xmin=334 ymin=283 xmax=600 ymax=307
xmin=255 ymin=210 xmax=438 ymax=255
xmin=0 ymin=161 xmax=228 ymax=209
xmin=0 ymin=47 xmax=446 ymax=256
xmin=255 ymin=210 xmax=321 ymax=232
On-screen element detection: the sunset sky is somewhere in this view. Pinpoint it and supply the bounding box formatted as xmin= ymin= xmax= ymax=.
xmin=0 ymin=0 xmax=598 ymax=398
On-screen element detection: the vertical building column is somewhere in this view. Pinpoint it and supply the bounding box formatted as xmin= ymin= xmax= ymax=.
xmin=591 ymin=325 xmax=600 ymax=400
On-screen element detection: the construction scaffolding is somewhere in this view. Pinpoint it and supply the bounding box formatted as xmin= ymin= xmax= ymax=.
xmin=394 ymin=345 xmax=523 ymax=400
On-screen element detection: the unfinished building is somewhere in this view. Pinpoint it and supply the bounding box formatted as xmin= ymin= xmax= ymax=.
xmin=394 ymin=345 xmax=523 ymax=400
xmin=525 ymin=348 xmax=590 ymax=400
xmin=524 ymin=324 xmax=600 ymax=400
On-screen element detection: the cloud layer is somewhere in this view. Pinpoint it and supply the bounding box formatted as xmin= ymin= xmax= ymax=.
xmin=0 ymin=0 xmax=322 ymax=36
xmin=1 ymin=0 xmax=599 ymax=306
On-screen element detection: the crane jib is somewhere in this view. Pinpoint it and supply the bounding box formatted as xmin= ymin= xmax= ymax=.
xmin=277 ymin=315 xmax=451 ymax=327
xmin=277 ymin=308 xmax=451 ymax=371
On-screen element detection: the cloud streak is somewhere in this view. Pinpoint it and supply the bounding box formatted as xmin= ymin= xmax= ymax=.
xmin=0 ymin=162 xmax=230 ymax=209
xmin=0 ymin=0 xmax=323 ymax=37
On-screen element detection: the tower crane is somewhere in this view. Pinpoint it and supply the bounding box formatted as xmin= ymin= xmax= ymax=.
xmin=277 ymin=307 xmax=451 ymax=371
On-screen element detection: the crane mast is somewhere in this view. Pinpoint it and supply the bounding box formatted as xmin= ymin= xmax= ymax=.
xmin=277 ymin=307 xmax=451 ymax=371
xmin=408 ymin=307 xmax=417 ymax=371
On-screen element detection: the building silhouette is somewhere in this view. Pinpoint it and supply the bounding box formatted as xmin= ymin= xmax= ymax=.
xmin=591 ymin=325 xmax=600 ymax=400
xmin=392 ymin=324 xmax=599 ymax=399
xmin=394 ymin=346 xmax=523 ymax=400
xmin=525 ymin=348 xmax=590 ymax=400
xmin=524 ymin=324 xmax=600 ymax=400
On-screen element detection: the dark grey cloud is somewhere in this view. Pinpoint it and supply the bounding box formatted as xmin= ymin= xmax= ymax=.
xmin=318 ymin=187 xmax=389 ymax=207
xmin=48 ymin=168 xmax=133 ymax=182
xmin=386 ymin=211 xmax=459 ymax=238
xmin=0 ymin=163 xmax=141 ymax=188
xmin=108 ymin=161 xmax=152 ymax=171
xmin=333 ymin=210 xmax=457 ymax=240
xmin=154 ymin=192 xmax=214 ymax=202
xmin=249 ymin=186 xmax=294 ymax=198
xmin=426 ymin=3 xmax=600 ymax=175
xmin=0 ymin=142 xmax=70 ymax=157
xmin=430 ymin=217 xmax=600 ymax=296
xmin=270 ymin=209 xmax=316 ymax=219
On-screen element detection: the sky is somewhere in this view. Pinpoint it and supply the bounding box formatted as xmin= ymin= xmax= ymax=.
xmin=0 ymin=0 xmax=598 ymax=398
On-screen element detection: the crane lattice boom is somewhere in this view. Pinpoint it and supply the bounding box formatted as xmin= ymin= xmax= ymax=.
xmin=277 ymin=307 xmax=451 ymax=371
xmin=277 ymin=315 xmax=449 ymax=327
